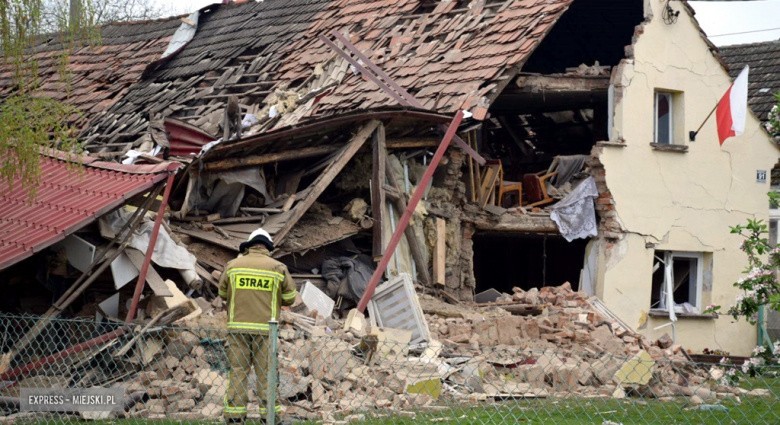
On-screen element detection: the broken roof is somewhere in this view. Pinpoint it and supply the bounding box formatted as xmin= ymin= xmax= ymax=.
xmin=719 ymin=39 xmax=780 ymax=122
xmin=0 ymin=16 xmax=182 ymax=133
xmin=80 ymin=0 xmax=574 ymax=152
xmin=0 ymin=151 xmax=177 ymax=271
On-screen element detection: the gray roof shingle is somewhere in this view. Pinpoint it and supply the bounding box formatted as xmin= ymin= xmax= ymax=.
xmin=719 ymin=39 xmax=780 ymax=122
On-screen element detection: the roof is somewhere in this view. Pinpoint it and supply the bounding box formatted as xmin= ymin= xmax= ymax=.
xmin=0 ymin=151 xmax=177 ymax=270
xmin=81 ymin=0 xmax=574 ymax=152
xmin=0 ymin=16 xmax=182 ymax=132
xmin=719 ymin=39 xmax=780 ymax=122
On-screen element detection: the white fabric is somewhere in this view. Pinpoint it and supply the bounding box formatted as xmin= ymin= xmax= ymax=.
xmin=122 ymin=146 xmax=162 ymax=165
xmin=550 ymin=177 xmax=598 ymax=242
xmin=664 ymin=252 xmax=678 ymax=322
xmin=242 ymin=114 xmax=259 ymax=128
xmin=579 ymin=240 xmax=598 ymax=296
xmin=729 ymin=65 xmax=749 ymax=135
xmin=99 ymin=210 xmax=197 ymax=272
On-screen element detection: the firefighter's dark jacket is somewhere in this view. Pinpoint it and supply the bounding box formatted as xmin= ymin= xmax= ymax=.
xmin=218 ymin=246 xmax=297 ymax=333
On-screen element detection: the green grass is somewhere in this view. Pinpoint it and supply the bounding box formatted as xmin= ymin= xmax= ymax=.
xmin=295 ymin=378 xmax=780 ymax=425
xmin=12 ymin=378 xmax=780 ymax=424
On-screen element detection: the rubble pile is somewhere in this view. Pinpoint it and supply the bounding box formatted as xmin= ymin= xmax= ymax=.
xmin=118 ymin=283 xmax=751 ymax=422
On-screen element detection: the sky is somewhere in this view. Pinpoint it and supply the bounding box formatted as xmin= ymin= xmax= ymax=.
xmin=159 ymin=0 xmax=780 ymax=47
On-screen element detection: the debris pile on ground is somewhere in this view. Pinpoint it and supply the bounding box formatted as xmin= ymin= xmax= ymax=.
xmin=113 ymin=283 xmax=759 ymax=422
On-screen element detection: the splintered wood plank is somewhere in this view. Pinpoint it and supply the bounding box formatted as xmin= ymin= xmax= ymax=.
xmin=212 ymin=215 xmax=265 ymax=225
xmin=385 ymin=156 xmax=431 ymax=286
xmin=274 ymin=217 xmax=361 ymax=258
xmin=273 ymin=120 xmax=381 ymax=243
xmin=125 ymin=249 xmax=173 ymax=297
xmin=195 ymin=264 xmax=219 ymax=289
xmin=281 ymin=194 xmax=296 ymax=212
xmin=203 ymin=145 xmax=340 ymax=172
xmin=172 ymin=226 xmax=241 ymax=252
xmin=372 ymin=124 xmax=387 ymax=260
xmin=433 ymin=218 xmax=446 ymax=286
xmin=219 ymin=223 xmax=264 ymax=234
xmin=478 ymin=163 xmax=500 ymax=207
xmin=262 ymin=211 xmax=292 ymax=234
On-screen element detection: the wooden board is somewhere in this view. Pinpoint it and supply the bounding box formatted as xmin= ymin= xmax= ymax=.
xmin=478 ymin=163 xmax=501 ymax=207
xmin=262 ymin=210 xmax=293 ymax=234
xmin=433 ymin=218 xmax=446 ymax=286
xmin=125 ymin=249 xmax=173 ymax=297
xmin=172 ymin=226 xmax=241 ymax=252
xmin=274 ymin=120 xmax=380 ymax=243
xmin=372 ymin=124 xmax=387 ymax=260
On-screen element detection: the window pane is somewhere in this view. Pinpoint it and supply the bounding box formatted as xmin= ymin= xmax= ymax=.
xmin=672 ymin=256 xmax=697 ymax=307
xmin=656 ymin=94 xmax=671 ymax=144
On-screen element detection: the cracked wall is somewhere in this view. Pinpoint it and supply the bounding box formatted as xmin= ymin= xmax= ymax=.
xmin=594 ymin=0 xmax=780 ymax=355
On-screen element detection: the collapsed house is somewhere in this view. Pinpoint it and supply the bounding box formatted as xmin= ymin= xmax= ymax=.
xmin=1 ymin=0 xmax=778 ymax=369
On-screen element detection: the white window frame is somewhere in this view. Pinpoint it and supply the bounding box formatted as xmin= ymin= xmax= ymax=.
xmin=653 ymin=251 xmax=704 ymax=312
xmin=654 ymin=92 xmax=674 ymax=144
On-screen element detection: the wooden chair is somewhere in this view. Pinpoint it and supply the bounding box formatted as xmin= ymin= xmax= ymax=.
xmin=522 ymin=170 xmax=557 ymax=208
xmin=478 ymin=160 xmax=523 ymax=208
xmin=498 ymin=181 xmax=523 ymax=208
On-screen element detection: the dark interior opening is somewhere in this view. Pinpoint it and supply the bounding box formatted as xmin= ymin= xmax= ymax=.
xmin=480 ymin=109 xmax=603 ymax=182
xmin=522 ymin=0 xmax=644 ymax=73
xmin=650 ymin=252 xmax=698 ymax=309
xmin=472 ymin=233 xmax=588 ymax=294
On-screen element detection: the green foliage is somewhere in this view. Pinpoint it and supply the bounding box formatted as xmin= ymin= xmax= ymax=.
xmin=0 ymin=94 xmax=80 ymax=194
xmin=766 ymin=92 xmax=780 ymax=138
xmin=720 ymin=216 xmax=780 ymax=322
xmin=0 ymin=0 xmax=101 ymax=193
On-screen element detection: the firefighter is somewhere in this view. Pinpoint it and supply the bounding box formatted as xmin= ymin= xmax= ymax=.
xmin=218 ymin=228 xmax=297 ymax=424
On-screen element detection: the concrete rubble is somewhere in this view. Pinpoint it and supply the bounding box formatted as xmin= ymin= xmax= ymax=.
xmin=113 ymin=283 xmax=758 ymax=422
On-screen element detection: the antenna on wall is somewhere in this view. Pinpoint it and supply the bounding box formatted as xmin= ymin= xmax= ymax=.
xmin=662 ymin=0 xmax=680 ymax=25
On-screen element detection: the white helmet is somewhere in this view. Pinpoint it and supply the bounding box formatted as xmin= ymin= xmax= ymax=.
xmin=248 ymin=228 xmax=272 ymax=243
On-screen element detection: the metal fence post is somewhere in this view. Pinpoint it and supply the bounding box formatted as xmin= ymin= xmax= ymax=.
xmin=266 ymin=320 xmax=279 ymax=425
xmin=758 ymin=305 xmax=767 ymax=346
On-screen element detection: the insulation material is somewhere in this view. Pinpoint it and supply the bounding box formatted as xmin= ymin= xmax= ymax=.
xmin=97 ymin=293 xmax=120 ymax=320
xmin=56 ymin=235 xmax=96 ymax=273
xmin=110 ymin=252 xmax=139 ymax=290
xmin=300 ymin=281 xmax=335 ymax=319
xmin=99 ymin=210 xmax=197 ymax=273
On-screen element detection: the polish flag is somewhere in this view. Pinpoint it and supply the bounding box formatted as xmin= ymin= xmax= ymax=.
xmin=715 ymin=65 xmax=749 ymax=145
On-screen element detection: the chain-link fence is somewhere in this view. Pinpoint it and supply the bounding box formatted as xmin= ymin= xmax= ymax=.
xmin=0 ymin=312 xmax=778 ymax=424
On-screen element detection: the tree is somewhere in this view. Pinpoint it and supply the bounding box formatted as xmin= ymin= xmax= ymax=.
xmin=766 ymin=92 xmax=780 ymax=142
xmin=40 ymin=0 xmax=171 ymax=32
xmin=0 ymin=0 xmax=172 ymax=195
xmin=711 ymin=214 xmax=780 ymax=322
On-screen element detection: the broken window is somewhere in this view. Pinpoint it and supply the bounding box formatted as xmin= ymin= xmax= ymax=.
xmin=650 ymin=251 xmax=705 ymax=313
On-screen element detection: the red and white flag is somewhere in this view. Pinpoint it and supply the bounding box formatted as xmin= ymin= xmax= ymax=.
xmin=715 ymin=65 xmax=749 ymax=145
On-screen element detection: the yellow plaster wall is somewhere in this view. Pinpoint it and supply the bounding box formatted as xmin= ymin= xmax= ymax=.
xmin=596 ymin=1 xmax=779 ymax=356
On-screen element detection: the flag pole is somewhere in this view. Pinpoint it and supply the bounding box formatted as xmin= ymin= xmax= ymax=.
xmin=688 ymin=101 xmax=719 ymax=142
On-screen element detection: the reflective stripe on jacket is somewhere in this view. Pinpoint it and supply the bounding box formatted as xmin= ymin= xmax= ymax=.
xmin=218 ymin=246 xmax=298 ymax=334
